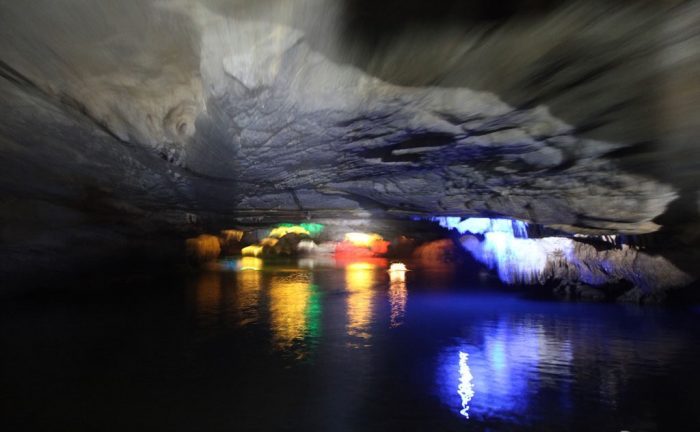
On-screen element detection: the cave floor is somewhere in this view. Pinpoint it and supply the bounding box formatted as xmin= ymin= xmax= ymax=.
xmin=2 ymin=262 xmax=700 ymax=431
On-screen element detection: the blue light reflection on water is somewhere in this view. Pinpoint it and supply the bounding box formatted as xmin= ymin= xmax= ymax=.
xmin=3 ymin=261 xmax=700 ymax=431
xmin=435 ymin=316 xmax=574 ymax=421
xmin=457 ymin=351 xmax=474 ymax=418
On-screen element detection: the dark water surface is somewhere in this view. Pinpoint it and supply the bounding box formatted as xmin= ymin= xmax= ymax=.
xmin=2 ymin=259 xmax=700 ymax=431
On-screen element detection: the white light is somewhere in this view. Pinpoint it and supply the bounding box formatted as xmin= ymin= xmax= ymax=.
xmin=458 ymin=351 xmax=475 ymax=419
xmin=431 ymin=216 xmax=529 ymax=239
xmin=461 ymin=233 xmax=575 ymax=284
xmin=388 ymin=262 xmax=408 ymax=272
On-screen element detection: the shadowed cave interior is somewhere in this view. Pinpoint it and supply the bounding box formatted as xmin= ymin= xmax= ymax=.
xmin=2 ymin=1 xmax=700 ymax=431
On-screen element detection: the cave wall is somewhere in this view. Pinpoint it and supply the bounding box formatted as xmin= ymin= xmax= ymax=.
xmin=1 ymin=0 xmax=699 ymax=291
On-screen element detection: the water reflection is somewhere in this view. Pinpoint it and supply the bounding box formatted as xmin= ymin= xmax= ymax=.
xmin=191 ymin=260 xmax=685 ymax=427
xmin=457 ymin=352 xmax=475 ymax=419
xmin=436 ymin=317 xmax=573 ymax=420
xmin=6 ymin=266 xmax=700 ymax=431
xmin=195 ymin=272 xmax=222 ymax=321
xmin=388 ymin=266 xmax=407 ymax=328
xmin=239 ymin=256 xmax=263 ymax=270
xmin=298 ymin=257 xmax=336 ymax=269
xmin=346 ymin=263 xmax=377 ymax=342
xmin=269 ymin=271 xmax=321 ymax=358
xmin=481 ymin=320 xmax=572 ymax=412
xmin=236 ymin=266 xmax=262 ymax=326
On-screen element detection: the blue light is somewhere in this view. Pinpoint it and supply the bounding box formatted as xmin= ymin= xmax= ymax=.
xmin=488 ymin=339 xmax=507 ymax=373
xmin=457 ymin=218 xmax=492 ymax=235
xmin=512 ymin=220 xmax=528 ymax=239
xmin=431 ymin=216 xmax=462 ymax=231
xmin=220 ymin=258 xmax=239 ymax=271
xmin=422 ymin=216 xmax=583 ymax=284
xmin=462 ymin=234 xmax=575 ymax=284
xmin=430 ymin=216 xmax=529 ymax=239
xmin=435 ymin=319 xmax=573 ymax=420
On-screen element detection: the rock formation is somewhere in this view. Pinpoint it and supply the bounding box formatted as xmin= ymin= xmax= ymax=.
xmin=1 ymin=0 xmax=698 ymax=291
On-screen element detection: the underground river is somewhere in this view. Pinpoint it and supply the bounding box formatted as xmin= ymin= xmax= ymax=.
xmin=2 ymin=260 xmax=699 ymax=431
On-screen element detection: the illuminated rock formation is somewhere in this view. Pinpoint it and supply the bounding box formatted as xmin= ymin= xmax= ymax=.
xmin=186 ymin=234 xmax=222 ymax=264
xmin=452 ymin=217 xmax=694 ymax=301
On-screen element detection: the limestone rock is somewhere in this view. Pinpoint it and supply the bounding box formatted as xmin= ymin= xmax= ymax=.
xmin=1 ymin=0 xmax=699 ymax=289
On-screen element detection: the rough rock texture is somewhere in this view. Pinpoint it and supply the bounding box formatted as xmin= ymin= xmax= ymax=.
xmin=461 ymin=233 xmax=694 ymax=301
xmin=550 ymin=242 xmax=695 ymax=303
xmin=1 ymin=1 xmax=699 ymax=289
xmin=545 ymin=241 xmax=692 ymax=294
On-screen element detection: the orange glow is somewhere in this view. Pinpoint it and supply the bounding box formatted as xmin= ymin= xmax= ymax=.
xmin=335 ymin=255 xmax=388 ymax=268
xmin=185 ymin=234 xmax=221 ymax=263
xmin=269 ymin=272 xmax=312 ymax=352
xmin=370 ymin=240 xmax=390 ymax=255
xmin=242 ymin=244 xmax=263 ymax=257
xmin=260 ymin=237 xmax=279 ymax=247
xmin=337 ymin=232 xmax=390 ymax=257
xmin=412 ymin=239 xmax=459 ymax=269
xmin=334 ymin=254 xmax=389 ymax=268
xmin=335 ymin=242 xmax=375 ymax=257
xmin=220 ymin=229 xmax=244 ymax=242
xmin=346 ymin=262 xmax=377 ymax=342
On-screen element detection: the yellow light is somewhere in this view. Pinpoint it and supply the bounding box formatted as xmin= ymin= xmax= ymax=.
xmin=344 ymin=232 xmax=383 ymax=248
xmin=269 ymin=225 xmax=310 ymax=238
xmin=242 ymin=245 xmax=263 ymax=257
xmin=239 ymin=257 xmax=263 ymax=271
xmin=347 ymin=262 xmax=376 ymax=271
xmin=346 ymin=262 xmax=376 ymax=341
xmin=269 ymin=272 xmax=312 ymax=352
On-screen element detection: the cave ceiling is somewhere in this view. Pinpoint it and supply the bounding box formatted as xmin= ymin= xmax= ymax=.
xmin=1 ymin=0 xmax=699 ymax=234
